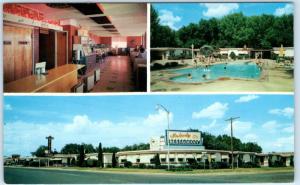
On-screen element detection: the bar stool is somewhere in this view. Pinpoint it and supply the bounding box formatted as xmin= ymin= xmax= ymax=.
xmin=94 ymin=68 xmax=100 ymax=83
xmin=72 ymin=81 xmax=84 ymax=93
xmin=84 ymin=71 xmax=95 ymax=92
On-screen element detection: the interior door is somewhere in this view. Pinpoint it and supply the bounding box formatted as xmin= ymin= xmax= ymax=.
xmin=4 ymin=25 xmax=32 ymax=83
xmin=56 ymin=31 xmax=67 ymax=67
xmin=3 ymin=26 xmax=14 ymax=83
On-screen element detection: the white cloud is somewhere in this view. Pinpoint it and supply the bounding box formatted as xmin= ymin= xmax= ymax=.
xmin=274 ymin=4 xmax=293 ymax=16
xmin=272 ymin=135 xmax=294 ymax=150
xmin=4 ymin=111 xmax=173 ymax=156
xmin=262 ymin=120 xmax=280 ymax=133
xmin=224 ymin=120 xmax=252 ymax=135
xmin=192 ymin=102 xmax=228 ymax=119
xmin=159 ymin=9 xmax=181 ymax=30
xmin=235 ymin=95 xmax=259 ymax=103
xmin=243 ymin=133 xmax=258 ymax=143
xmin=283 ymin=125 xmax=294 ymax=133
xmin=4 ymin=104 xmax=13 ymax=111
xmin=269 ymin=107 xmax=294 ymax=118
xmin=201 ymin=3 xmax=239 ymax=18
xmin=200 ymin=120 xmax=217 ymax=131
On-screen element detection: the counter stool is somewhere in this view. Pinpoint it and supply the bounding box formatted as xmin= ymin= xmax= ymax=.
xmin=72 ymin=81 xmax=84 ymax=93
xmin=84 ymin=72 xmax=95 ymax=92
xmin=94 ymin=68 xmax=100 ymax=83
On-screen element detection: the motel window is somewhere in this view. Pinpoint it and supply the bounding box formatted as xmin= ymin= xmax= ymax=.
xmin=178 ymin=158 xmax=184 ymax=162
xmin=121 ymin=159 xmax=127 ymax=163
xmin=161 ymin=158 xmax=166 ymax=162
xmin=169 ymin=158 xmax=175 ymax=162
xmin=136 ymin=159 xmax=140 ymax=163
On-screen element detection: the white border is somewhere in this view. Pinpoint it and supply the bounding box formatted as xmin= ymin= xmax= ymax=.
xmin=0 ymin=1 xmax=299 ymax=185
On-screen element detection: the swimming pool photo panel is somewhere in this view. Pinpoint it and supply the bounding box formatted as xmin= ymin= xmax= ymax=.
xmin=150 ymin=2 xmax=294 ymax=92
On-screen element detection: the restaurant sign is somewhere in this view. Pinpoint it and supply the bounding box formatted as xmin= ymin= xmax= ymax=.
xmin=166 ymin=130 xmax=202 ymax=146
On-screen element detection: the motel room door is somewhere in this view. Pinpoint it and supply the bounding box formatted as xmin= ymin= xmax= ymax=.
xmin=3 ymin=25 xmax=33 ymax=83
xmin=56 ymin=31 xmax=68 ymax=67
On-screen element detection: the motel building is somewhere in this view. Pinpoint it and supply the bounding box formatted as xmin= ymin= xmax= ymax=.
xmin=4 ymin=130 xmax=293 ymax=168
xmin=116 ymin=130 xmax=294 ymax=168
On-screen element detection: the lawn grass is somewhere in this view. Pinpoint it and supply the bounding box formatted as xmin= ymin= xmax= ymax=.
xmin=57 ymin=166 xmax=294 ymax=175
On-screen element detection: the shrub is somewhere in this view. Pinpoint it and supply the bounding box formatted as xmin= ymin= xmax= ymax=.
xmin=230 ymin=52 xmax=236 ymax=60
xmin=241 ymin=162 xmax=260 ymax=168
xmin=124 ymin=161 xmax=132 ymax=168
xmin=138 ymin=163 xmax=146 ymax=169
xmin=167 ymin=166 xmax=193 ymax=172
xmin=151 ymin=63 xmax=164 ymax=70
xmin=290 ymin=157 xmax=294 ymax=167
xmin=170 ymin=62 xmax=178 ymax=67
xmin=211 ymin=162 xmax=230 ymax=169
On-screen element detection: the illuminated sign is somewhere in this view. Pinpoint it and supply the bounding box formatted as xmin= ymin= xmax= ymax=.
xmin=166 ymin=130 xmax=203 ymax=146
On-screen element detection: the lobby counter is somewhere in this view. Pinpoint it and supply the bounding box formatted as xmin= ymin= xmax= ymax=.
xmin=4 ymin=64 xmax=84 ymax=93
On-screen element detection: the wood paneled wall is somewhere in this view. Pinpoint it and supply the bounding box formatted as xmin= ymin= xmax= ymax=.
xmin=33 ymin=28 xmax=39 ymax=64
xmin=63 ymin=25 xmax=78 ymax=64
xmin=4 ymin=25 xmax=33 ymax=83
xmin=56 ymin=32 xmax=67 ymax=67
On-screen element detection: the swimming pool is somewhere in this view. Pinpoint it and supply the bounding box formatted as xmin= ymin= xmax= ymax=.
xmin=170 ymin=62 xmax=261 ymax=83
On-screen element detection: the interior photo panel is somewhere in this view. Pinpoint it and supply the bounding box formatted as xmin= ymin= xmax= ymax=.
xmin=3 ymin=3 xmax=147 ymax=93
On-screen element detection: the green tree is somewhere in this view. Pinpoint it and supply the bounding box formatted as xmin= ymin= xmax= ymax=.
xmin=121 ymin=143 xmax=150 ymax=151
xmin=61 ymin=143 xmax=81 ymax=154
xmin=61 ymin=143 xmax=95 ymax=154
xmin=103 ymin=147 xmax=120 ymax=153
xmin=31 ymin=145 xmax=47 ymax=157
xmin=151 ymin=5 xmax=160 ymax=48
xmin=151 ymin=6 xmax=293 ymax=49
xmin=97 ymin=142 xmax=104 ymax=168
xmin=241 ymin=142 xmax=262 ymax=153
xmin=112 ymin=152 xmax=117 ymax=168
xmin=83 ymin=144 xmax=96 ymax=153
xmin=152 ymin=153 xmax=161 ymax=168
xmin=78 ymin=144 xmax=85 ymax=167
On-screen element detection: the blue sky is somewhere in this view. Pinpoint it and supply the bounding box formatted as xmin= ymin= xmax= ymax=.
xmin=153 ymin=3 xmax=294 ymax=30
xmin=4 ymin=95 xmax=294 ymax=156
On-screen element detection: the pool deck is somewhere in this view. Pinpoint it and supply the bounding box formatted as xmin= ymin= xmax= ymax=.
xmin=151 ymin=59 xmax=294 ymax=92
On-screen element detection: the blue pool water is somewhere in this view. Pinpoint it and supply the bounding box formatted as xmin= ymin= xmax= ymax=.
xmin=170 ymin=62 xmax=261 ymax=83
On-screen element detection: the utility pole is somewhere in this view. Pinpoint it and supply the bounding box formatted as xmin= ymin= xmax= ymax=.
xmin=156 ymin=104 xmax=170 ymax=171
xmin=225 ymin=117 xmax=240 ymax=169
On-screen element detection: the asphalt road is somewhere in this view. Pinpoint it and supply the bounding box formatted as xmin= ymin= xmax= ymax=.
xmin=4 ymin=167 xmax=294 ymax=184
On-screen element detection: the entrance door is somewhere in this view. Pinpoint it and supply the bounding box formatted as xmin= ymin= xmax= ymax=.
xmin=56 ymin=31 xmax=67 ymax=67
xmin=4 ymin=25 xmax=33 ymax=83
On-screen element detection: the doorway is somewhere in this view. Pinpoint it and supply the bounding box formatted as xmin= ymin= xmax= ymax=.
xmin=39 ymin=29 xmax=55 ymax=70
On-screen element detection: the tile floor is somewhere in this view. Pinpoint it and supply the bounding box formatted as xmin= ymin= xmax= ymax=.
xmin=92 ymin=56 xmax=136 ymax=92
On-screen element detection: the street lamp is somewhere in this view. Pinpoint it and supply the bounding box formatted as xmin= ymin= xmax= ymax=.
xmin=156 ymin=104 xmax=170 ymax=170
xmin=225 ymin=116 xmax=240 ymax=169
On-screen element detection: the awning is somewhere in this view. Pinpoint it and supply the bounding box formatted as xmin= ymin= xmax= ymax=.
xmin=160 ymin=154 xmax=166 ymax=158
xmin=221 ymin=155 xmax=229 ymax=159
xmin=185 ymin=154 xmax=196 ymax=158
xmin=177 ymin=154 xmax=185 ymax=158
xmin=196 ymin=154 xmax=203 ymax=158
